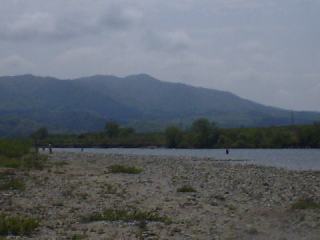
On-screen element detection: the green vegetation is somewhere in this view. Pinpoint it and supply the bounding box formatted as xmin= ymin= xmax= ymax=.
xmin=0 ymin=141 xmax=40 ymax=236
xmin=189 ymin=118 xmax=219 ymax=148
xmin=105 ymin=121 xmax=120 ymax=138
xmin=109 ymin=165 xmax=143 ymax=174
xmin=0 ymin=178 xmax=25 ymax=191
xmin=0 ymin=156 xmax=22 ymax=169
xmin=31 ymin=128 xmax=48 ymax=141
xmin=105 ymin=121 xmax=136 ymax=139
xmin=0 ymin=154 xmax=46 ymax=170
xmin=177 ymin=185 xmax=197 ymax=193
xmin=291 ymin=198 xmax=320 ymax=210
xmin=52 ymin=160 xmax=69 ymax=167
xmin=71 ymin=234 xmax=87 ymax=240
xmin=103 ymin=183 xmax=117 ymax=194
xmin=165 ymin=126 xmax=183 ymax=148
xmin=30 ymin=119 xmax=320 ymax=149
xmin=40 ymin=131 xmax=165 ymax=148
xmin=83 ymin=209 xmax=170 ymax=224
xmin=0 ymin=139 xmax=31 ymax=159
xmin=165 ymin=120 xmax=320 ymax=149
xmin=218 ymin=123 xmax=320 ymax=148
xmin=0 ymin=214 xmax=39 ymax=236
xmin=0 ymin=139 xmax=46 ymax=170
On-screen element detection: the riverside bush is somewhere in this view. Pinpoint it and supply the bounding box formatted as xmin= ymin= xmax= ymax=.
xmin=291 ymin=198 xmax=320 ymax=210
xmin=109 ymin=165 xmax=143 ymax=174
xmin=0 ymin=214 xmax=38 ymax=236
xmin=177 ymin=185 xmax=196 ymax=193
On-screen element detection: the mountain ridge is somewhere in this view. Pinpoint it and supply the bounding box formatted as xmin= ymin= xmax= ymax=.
xmin=0 ymin=74 xmax=319 ymax=136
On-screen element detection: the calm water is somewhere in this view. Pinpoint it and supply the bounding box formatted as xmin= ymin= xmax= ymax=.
xmin=53 ymin=148 xmax=320 ymax=171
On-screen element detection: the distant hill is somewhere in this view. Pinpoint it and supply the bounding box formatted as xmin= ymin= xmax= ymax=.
xmin=0 ymin=74 xmax=319 ymax=136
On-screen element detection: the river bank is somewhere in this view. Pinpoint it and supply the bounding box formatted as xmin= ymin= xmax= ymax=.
xmin=1 ymin=152 xmax=320 ymax=239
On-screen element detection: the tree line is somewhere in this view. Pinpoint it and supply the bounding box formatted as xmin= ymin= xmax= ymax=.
xmin=32 ymin=119 xmax=320 ymax=149
xmin=165 ymin=119 xmax=320 ymax=148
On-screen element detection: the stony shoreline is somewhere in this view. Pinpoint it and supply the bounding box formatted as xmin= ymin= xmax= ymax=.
xmin=1 ymin=152 xmax=320 ymax=239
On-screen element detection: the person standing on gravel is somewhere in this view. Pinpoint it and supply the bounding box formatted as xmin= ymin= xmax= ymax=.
xmin=49 ymin=144 xmax=53 ymax=154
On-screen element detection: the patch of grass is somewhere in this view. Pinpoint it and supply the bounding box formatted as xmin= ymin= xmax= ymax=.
xmin=214 ymin=195 xmax=226 ymax=201
xmin=62 ymin=188 xmax=75 ymax=198
xmin=71 ymin=234 xmax=87 ymax=240
xmin=21 ymin=154 xmax=47 ymax=170
xmin=0 ymin=156 xmax=21 ymax=169
xmin=177 ymin=185 xmax=196 ymax=193
xmin=291 ymin=198 xmax=320 ymax=210
xmin=227 ymin=204 xmax=237 ymax=211
xmin=109 ymin=165 xmax=143 ymax=174
xmin=76 ymin=192 xmax=89 ymax=200
xmin=0 ymin=178 xmax=25 ymax=191
xmin=0 ymin=140 xmax=46 ymax=170
xmin=0 ymin=154 xmax=47 ymax=170
xmin=52 ymin=161 xmax=69 ymax=167
xmin=0 ymin=214 xmax=39 ymax=236
xmin=246 ymin=226 xmax=258 ymax=235
xmin=101 ymin=183 xmax=117 ymax=194
xmin=52 ymin=201 xmax=64 ymax=207
xmin=83 ymin=209 xmax=171 ymax=224
xmin=0 ymin=140 xmax=31 ymax=159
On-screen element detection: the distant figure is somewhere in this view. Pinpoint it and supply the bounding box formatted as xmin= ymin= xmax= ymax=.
xmin=49 ymin=144 xmax=53 ymax=154
xmin=81 ymin=147 xmax=84 ymax=152
xmin=226 ymin=148 xmax=229 ymax=155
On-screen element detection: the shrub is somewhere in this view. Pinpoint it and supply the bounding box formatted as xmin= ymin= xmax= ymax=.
xmin=109 ymin=165 xmax=143 ymax=174
xmin=177 ymin=185 xmax=196 ymax=193
xmin=105 ymin=121 xmax=120 ymax=138
xmin=0 ymin=214 xmax=39 ymax=236
xmin=165 ymin=126 xmax=183 ymax=148
xmin=0 ymin=156 xmax=21 ymax=169
xmin=71 ymin=234 xmax=87 ymax=240
xmin=0 ymin=154 xmax=47 ymax=170
xmin=291 ymin=198 xmax=320 ymax=210
xmin=103 ymin=183 xmax=117 ymax=194
xmin=0 ymin=140 xmax=31 ymax=159
xmin=0 ymin=139 xmax=46 ymax=170
xmin=0 ymin=179 xmax=25 ymax=191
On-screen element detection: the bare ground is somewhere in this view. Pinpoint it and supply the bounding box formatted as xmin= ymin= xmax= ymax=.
xmin=1 ymin=152 xmax=320 ymax=239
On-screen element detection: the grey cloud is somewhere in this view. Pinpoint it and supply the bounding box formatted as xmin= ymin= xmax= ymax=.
xmin=142 ymin=30 xmax=193 ymax=53
xmin=99 ymin=5 xmax=142 ymax=30
xmin=0 ymin=2 xmax=142 ymax=41
xmin=0 ymin=12 xmax=60 ymax=40
xmin=0 ymin=55 xmax=34 ymax=75
xmin=0 ymin=0 xmax=319 ymax=111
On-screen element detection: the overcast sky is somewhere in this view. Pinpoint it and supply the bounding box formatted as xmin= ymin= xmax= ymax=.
xmin=0 ymin=0 xmax=319 ymax=111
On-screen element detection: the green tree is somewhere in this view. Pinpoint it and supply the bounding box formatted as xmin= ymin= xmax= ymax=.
xmin=234 ymin=132 xmax=253 ymax=148
xmin=165 ymin=126 xmax=183 ymax=148
xmin=30 ymin=128 xmax=48 ymax=154
xmin=31 ymin=127 xmax=49 ymax=140
xmin=105 ymin=121 xmax=120 ymax=138
xmin=119 ymin=127 xmax=135 ymax=137
xmin=217 ymin=134 xmax=232 ymax=148
xmin=190 ymin=118 xmax=219 ymax=148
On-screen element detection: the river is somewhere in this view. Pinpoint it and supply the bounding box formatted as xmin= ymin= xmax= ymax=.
xmin=52 ymin=148 xmax=320 ymax=171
